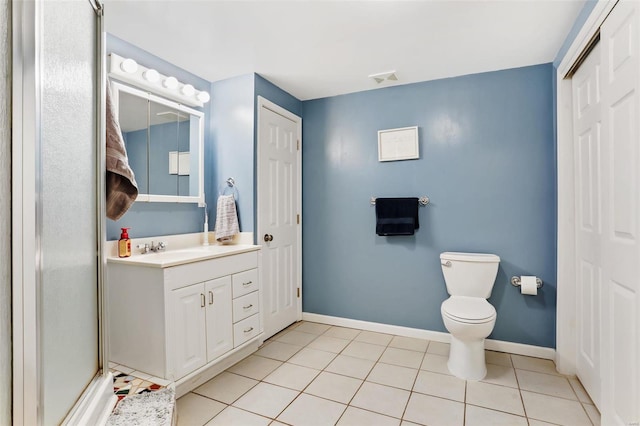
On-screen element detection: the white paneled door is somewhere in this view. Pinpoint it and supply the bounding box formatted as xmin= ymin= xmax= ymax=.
xmin=600 ymin=1 xmax=640 ymax=424
xmin=258 ymin=98 xmax=302 ymax=339
xmin=572 ymin=42 xmax=602 ymax=409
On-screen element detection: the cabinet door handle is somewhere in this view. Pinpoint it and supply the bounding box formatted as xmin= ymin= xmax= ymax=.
xmin=200 ymin=293 xmax=205 ymax=308
xmin=243 ymin=281 xmax=253 ymax=287
xmin=209 ymin=291 xmax=214 ymax=305
xmin=243 ymin=327 xmax=254 ymax=333
xmin=243 ymin=304 xmax=253 ymax=310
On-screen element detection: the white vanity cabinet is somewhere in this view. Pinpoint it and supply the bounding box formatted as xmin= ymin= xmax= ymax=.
xmin=170 ymin=276 xmax=234 ymax=379
xmin=231 ymin=268 xmax=261 ymax=346
xmin=170 ymin=282 xmax=209 ymax=379
xmin=107 ymin=246 xmax=262 ymax=387
xmin=205 ymin=277 xmax=233 ymax=362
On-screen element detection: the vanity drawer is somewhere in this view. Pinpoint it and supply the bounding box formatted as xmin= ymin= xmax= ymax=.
xmin=233 ymin=314 xmax=260 ymax=347
xmin=233 ymin=291 xmax=259 ymax=323
xmin=232 ymin=269 xmax=258 ymax=298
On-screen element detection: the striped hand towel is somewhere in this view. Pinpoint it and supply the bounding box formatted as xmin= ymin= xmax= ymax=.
xmin=215 ymin=194 xmax=240 ymax=243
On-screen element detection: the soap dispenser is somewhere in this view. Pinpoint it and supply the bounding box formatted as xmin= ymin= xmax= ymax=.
xmin=118 ymin=227 xmax=131 ymax=258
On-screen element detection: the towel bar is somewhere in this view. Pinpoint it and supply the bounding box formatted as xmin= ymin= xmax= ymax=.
xmin=370 ymin=196 xmax=430 ymax=206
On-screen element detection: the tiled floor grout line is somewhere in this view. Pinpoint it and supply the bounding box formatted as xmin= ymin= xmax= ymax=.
xmin=463 ymin=380 xmax=468 ymax=425
xmin=464 ymin=402 xmax=528 ymax=419
xmin=401 ymin=354 xmax=426 ymax=422
xmin=513 ymin=362 xmax=530 ymax=423
xmin=568 ymin=380 xmax=597 ymax=426
xmin=580 ymin=405 xmax=596 ymax=426
xmin=396 ymin=377 xmax=416 ymax=422
xmin=271 ymin=388 xmax=305 ymax=426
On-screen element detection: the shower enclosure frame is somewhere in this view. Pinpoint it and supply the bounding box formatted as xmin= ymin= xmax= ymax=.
xmin=11 ymin=0 xmax=115 ymax=424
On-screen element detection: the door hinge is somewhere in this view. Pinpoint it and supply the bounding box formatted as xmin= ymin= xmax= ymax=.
xmin=297 ymin=139 xmax=300 ymax=151
xmin=297 ymin=214 xmax=300 ymax=224
xmin=297 ymin=288 xmax=300 ymax=298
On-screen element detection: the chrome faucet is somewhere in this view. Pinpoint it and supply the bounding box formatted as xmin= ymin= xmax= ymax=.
xmin=136 ymin=241 xmax=167 ymax=254
xmin=150 ymin=241 xmax=167 ymax=252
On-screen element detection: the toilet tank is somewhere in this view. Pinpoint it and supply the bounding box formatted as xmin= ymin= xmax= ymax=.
xmin=440 ymin=252 xmax=500 ymax=298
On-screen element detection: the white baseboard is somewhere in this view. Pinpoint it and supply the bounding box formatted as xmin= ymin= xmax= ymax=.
xmin=302 ymin=312 xmax=556 ymax=360
xmin=63 ymin=372 xmax=117 ymax=426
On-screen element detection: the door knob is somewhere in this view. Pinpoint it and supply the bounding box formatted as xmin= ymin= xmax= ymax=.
xmin=263 ymin=234 xmax=273 ymax=242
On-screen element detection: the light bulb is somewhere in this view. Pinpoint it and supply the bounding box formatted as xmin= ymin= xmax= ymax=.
xmin=196 ymin=91 xmax=211 ymax=103
xmin=181 ymin=84 xmax=195 ymax=96
xmin=120 ymin=58 xmax=138 ymax=74
xmin=163 ymin=76 xmax=178 ymax=89
xmin=143 ymin=69 xmax=159 ymax=83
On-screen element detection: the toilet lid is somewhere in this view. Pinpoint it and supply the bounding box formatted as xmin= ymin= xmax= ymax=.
xmin=441 ymin=296 xmax=496 ymax=323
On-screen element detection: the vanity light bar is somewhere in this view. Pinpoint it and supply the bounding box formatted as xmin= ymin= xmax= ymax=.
xmin=108 ymin=53 xmax=210 ymax=108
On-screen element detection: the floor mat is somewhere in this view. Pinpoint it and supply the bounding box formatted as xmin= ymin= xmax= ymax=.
xmin=107 ymin=387 xmax=175 ymax=426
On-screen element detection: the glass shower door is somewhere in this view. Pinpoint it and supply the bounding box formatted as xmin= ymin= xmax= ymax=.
xmin=39 ymin=1 xmax=100 ymax=424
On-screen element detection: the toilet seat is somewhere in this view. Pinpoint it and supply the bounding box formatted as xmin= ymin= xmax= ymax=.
xmin=442 ymin=296 xmax=496 ymax=324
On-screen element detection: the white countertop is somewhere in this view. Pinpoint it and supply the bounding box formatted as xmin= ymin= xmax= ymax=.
xmin=107 ymin=244 xmax=260 ymax=268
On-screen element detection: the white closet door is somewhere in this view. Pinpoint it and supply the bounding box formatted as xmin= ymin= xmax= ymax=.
xmin=600 ymin=1 xmax=640 ymax=424
xmin=572 ymin=42 xmax=602 ymax=408
xmin=258 ymin=103 xmax=301 ymax=339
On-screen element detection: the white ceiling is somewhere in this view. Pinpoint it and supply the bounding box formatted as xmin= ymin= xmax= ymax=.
xmin=106 ymin=0 xmax=585 ymax=101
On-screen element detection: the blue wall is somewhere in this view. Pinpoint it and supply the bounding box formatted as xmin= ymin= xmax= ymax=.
xmin=301 ymin=64 xmax=557 ymax=348
xmin=124 ymin=122 xmax=190 ymax=196
xmin=255 ymin=74 xmax=303 ymax=117
xmin=209 ymin=74 xmax=256 ymax=233
xmin=106 ymin=34 xmax=211 ymax=240
xmin=122 ymin=129 xmax=148 ymax=194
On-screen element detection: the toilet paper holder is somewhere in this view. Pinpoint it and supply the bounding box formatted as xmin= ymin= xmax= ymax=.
xmin=510 ymin=276 xmax=543 ymax=289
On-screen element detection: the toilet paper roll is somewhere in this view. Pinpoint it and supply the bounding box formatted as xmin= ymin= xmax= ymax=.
xmin=521 ymin=276 xmax=538 ymax=295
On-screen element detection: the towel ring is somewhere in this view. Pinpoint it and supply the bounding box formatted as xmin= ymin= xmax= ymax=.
xmin=218 ymin=177 xmax=239 ymax=198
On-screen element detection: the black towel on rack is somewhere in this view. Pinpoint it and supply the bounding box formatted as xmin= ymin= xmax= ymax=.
xmin=375 ymin=197 xmax=420 ymax=236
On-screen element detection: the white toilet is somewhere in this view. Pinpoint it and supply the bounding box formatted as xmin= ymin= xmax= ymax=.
xmin=440 ymin=251 xmax=500 ymax=381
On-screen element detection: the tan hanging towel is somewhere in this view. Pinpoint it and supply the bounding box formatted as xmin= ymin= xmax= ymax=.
xmin=106 ymin=83 xmax=138 ymax=220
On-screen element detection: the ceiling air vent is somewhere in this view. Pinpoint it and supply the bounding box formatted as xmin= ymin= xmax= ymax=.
xmin=369 ymin=70 xmax=398 ymax=84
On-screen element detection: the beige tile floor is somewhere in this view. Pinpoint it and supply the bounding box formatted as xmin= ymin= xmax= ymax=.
xmin=176 ymin=321 xmax=600 ymax=426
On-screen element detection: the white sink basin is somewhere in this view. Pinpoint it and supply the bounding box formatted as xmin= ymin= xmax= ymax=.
xmin=108 ymin=244 xmax=260 ymax=268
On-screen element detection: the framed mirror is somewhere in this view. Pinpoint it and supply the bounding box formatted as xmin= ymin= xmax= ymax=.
xmin=111 ymin=81 xmax=204 ymax=204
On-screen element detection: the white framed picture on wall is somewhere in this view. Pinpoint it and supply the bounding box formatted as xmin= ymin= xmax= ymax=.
xmin=378 ymin=126 xmax=419 ymax=162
